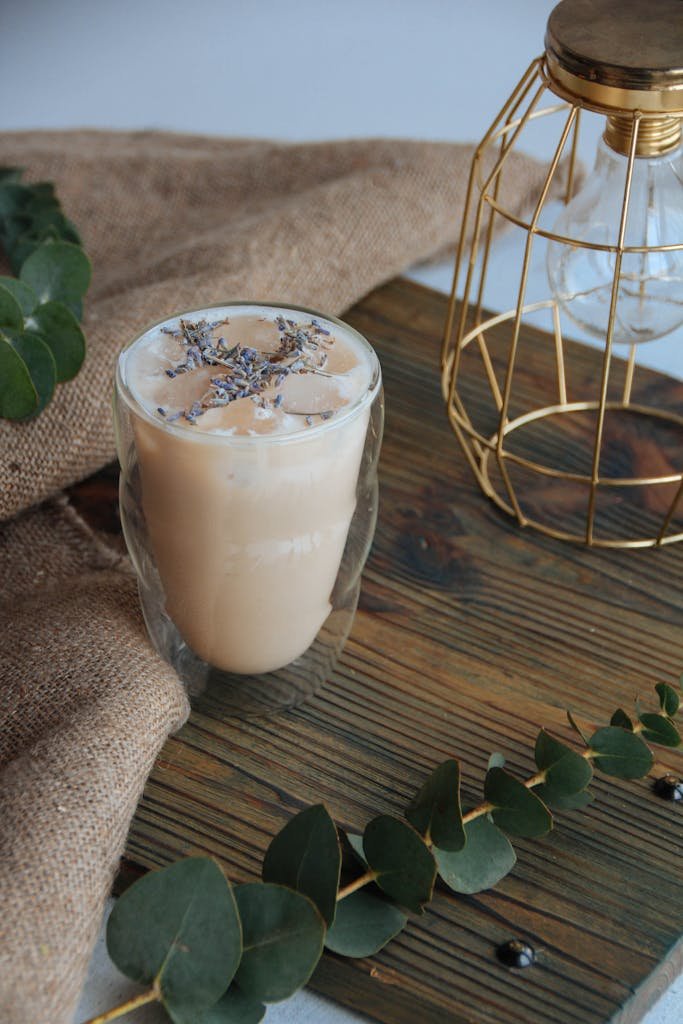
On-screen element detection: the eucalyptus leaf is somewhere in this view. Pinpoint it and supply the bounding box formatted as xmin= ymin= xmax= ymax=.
xmin=24 ymin=182 xmax=57 ymax=203
xmin=0 ymin=205 xmax=49 ymax=259
xmin=655 ymin=683 xmax=680 ymax=717
xmin=434 ymin=815 xmax=516 ymax=894
xmin=0 ymin=183 xmax=59 ymax=238
xmin=178 ymin=986 xmax=265 ymax=1024
xmin=18 ymin=205 xmax=79 ymax=240
xmin=325 ymin=889 xmax=407 ymax=957
xmin=234 ymin=883 xmax=325 ymax=1003
xmin=7 ymin=330 xmax=56 ymax=415
xmin=106 ymin=858 xmax=242 ymax=1021
xmin=0 ymin=169 xmax=88 ymax=422
xmin=0 ymin=329 xmax=38 ymax=418
xmin=362 ymin=815 xmax=436 ymax=913
xmin=0 ymin=284 xmax=24 ymax=329
xmin=484 ymin=767 xmax=552 ymax=838
xmin=345 ymin=832 xmax=367 ymax=867
xmin=11 ymin=216 xmax=81 ymax=273
xmin=566 ymin=709 xmax=590 ymax=745
xmin=10 ymin=231 xmax=54 ymax=275
xmin=0 ymin=167 xmax=24 ymax=184
xmin=0 ymin=183 xmax=30 ymax=222
xmin=0 ymin=276 xmax=37 ymax=316
xmin=534 ymin=729 xmax=592 ymax=801
xmin=610 ymin=708 xmax=633 ymax=731
xmin=533 ymin=787 xmax=594 ymax=811
xmin=262 ymin=804 xmax=340 ymax=926
xmin=637 ymin=713 xmax=681 ymax=748
xmin=19 ymin=240 xmax=91 ymax=312
xmin=405 ymin=759 xmax=465 ymax=851
xmin=26 ymin=300 xmax=86 ymax=382
xmin=588 ymin=726 xmax=654 ymax=778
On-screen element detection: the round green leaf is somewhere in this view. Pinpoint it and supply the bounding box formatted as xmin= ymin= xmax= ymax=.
xmin=0 ymin=167 xmax=24 ymax=184
xmin=534 ymin=729 xmax=593 ymax=802
xmin=655 ymin=683 xmax=680 ymax=718
xmin=588 ymin=726 xmax=654 ymax=778
xmin=10 ymin=231 xmax=54 ymax=275
xmin=19 ymin=205 xmax=79 ymax=241
xmin=11 ymin=215 xmax=81 ymax=273
xmin=0 ymin=182 xmax=30 ymax=221
xmin=0 ymin=283 xmax=24 ymax=329
xmin=484 ymin=767 xmax=552 ymax=838
xmin=176 ymin=986 xmax=265 ymax=1024
xmin=0 ymin=329 xmax=37 ymax=418
xmin=405 ymin=759 xmax=465 ymax=852
xmin=610 ymin=708 xmax=633 ymax=731
xmin=325 ymin=889 xmax=407 ymax=958
xmin=19 ymin=240 xmax=91 ymax=310
xmin=363 ymin=815 xmax=436 ymax=914
xmin=262 ymin=804 xmax=340 ymax=927
xmin=234 ymin=883 xmax=325 ymax=1003
xmin=24 ymin=181 xmax=56 ymax=204
xmin=637 ymin=713 xmax=681 ymax=748
xmin=106 ymin=858 xmax=242 ymax=1019
xmin=0 ymin=276 xmax=37 ymax=316
xmin=434 ymin=815 xmax=517 ymax=894
xmin=345 ymin=832 xmax=367 ymax=867
xmin=533 ymin=788 xmax=594 ymax=811
xmin=7 ymin=330 xmax=56 ymax=415
xmin=566 ymin=709 xmax=590 ymax=745
xmin=26 ymin=300 xmax=86 ymax=382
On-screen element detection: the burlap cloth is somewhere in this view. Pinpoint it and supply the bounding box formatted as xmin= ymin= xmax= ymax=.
xmin=0 ymin=131 xmax=563 ymax=1023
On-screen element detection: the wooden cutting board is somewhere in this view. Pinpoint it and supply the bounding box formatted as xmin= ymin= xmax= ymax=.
xmin=72 ymin=278 xmax=683 ymax=1024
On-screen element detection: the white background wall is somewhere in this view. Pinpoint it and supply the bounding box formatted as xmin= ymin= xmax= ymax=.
xmin=4 ymin=0 xmax=682 ymax=375
xmin=3 ymin=0 xmax=556 ymax=144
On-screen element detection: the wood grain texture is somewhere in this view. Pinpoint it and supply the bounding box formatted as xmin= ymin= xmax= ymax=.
xmin=71 ymin=278 xmax=683 ymax=1024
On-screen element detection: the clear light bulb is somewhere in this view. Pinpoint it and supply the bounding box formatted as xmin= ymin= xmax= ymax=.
xmin=547 ymin=121 xmax=683 ymax=345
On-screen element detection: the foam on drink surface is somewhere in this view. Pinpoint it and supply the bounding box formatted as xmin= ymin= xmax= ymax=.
xmin=124 ymin=305 xmax=373 ymax=437
xmin=119 ymin=305 xmax=378 ymax=676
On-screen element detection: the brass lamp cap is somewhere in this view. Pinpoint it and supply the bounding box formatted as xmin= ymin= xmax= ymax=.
xmin=545 ymin=0 xmax=683 ymax=113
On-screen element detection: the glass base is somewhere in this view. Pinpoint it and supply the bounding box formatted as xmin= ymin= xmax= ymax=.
xmin=138 ymin=579 xmax=360 ymax=718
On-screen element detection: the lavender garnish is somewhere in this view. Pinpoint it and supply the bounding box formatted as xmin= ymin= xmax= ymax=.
xmin=157 ymin=314 xmax=338 ymax=426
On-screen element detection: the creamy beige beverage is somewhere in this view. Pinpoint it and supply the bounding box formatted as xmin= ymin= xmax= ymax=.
xmin=117 ymin=304 xmax=379 ymax=675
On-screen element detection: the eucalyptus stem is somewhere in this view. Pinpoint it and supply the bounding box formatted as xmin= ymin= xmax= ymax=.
xmin=337 ymin=869 xmax=377 ymax=901
xmin=81 ymin=987 xmax=158 ymax=1024
xmin=461 ymin=801 xmax=494 ymax=825
xmin=81 ymin=677 xmax=680 ymax=1024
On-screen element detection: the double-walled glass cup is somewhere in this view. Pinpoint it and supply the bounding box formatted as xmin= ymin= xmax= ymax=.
xmin=114 ymin=302 xmax=383 ymax=715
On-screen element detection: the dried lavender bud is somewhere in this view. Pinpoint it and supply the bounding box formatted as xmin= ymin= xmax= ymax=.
xmin=157 ymin=314 xmax=341 ymax=425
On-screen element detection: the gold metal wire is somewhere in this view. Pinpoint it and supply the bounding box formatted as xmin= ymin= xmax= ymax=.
xmin=441 ymin=59 xmax=683 ymax=549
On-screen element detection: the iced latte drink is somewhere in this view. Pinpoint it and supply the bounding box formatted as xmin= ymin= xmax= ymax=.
xmin=115 ymin=303 xmax=383 ymax=707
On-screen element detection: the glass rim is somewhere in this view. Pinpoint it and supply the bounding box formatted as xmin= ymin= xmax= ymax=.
xmin=116 ymin=300 xmax=382 ymax=447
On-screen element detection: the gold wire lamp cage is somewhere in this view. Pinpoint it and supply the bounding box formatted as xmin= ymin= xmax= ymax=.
xmin=441 ymin=0 xmax=683 ymax=548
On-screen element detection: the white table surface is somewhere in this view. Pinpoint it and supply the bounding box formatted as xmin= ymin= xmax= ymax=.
xmin=2 ymin=2 xmax=680 ymax=1022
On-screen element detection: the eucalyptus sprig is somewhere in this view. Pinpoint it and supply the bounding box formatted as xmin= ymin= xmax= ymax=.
xmin=0 ymin=167 xmax=90 ymax=420
xmin=82 ymin=680 xmax=681 ymax=1023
